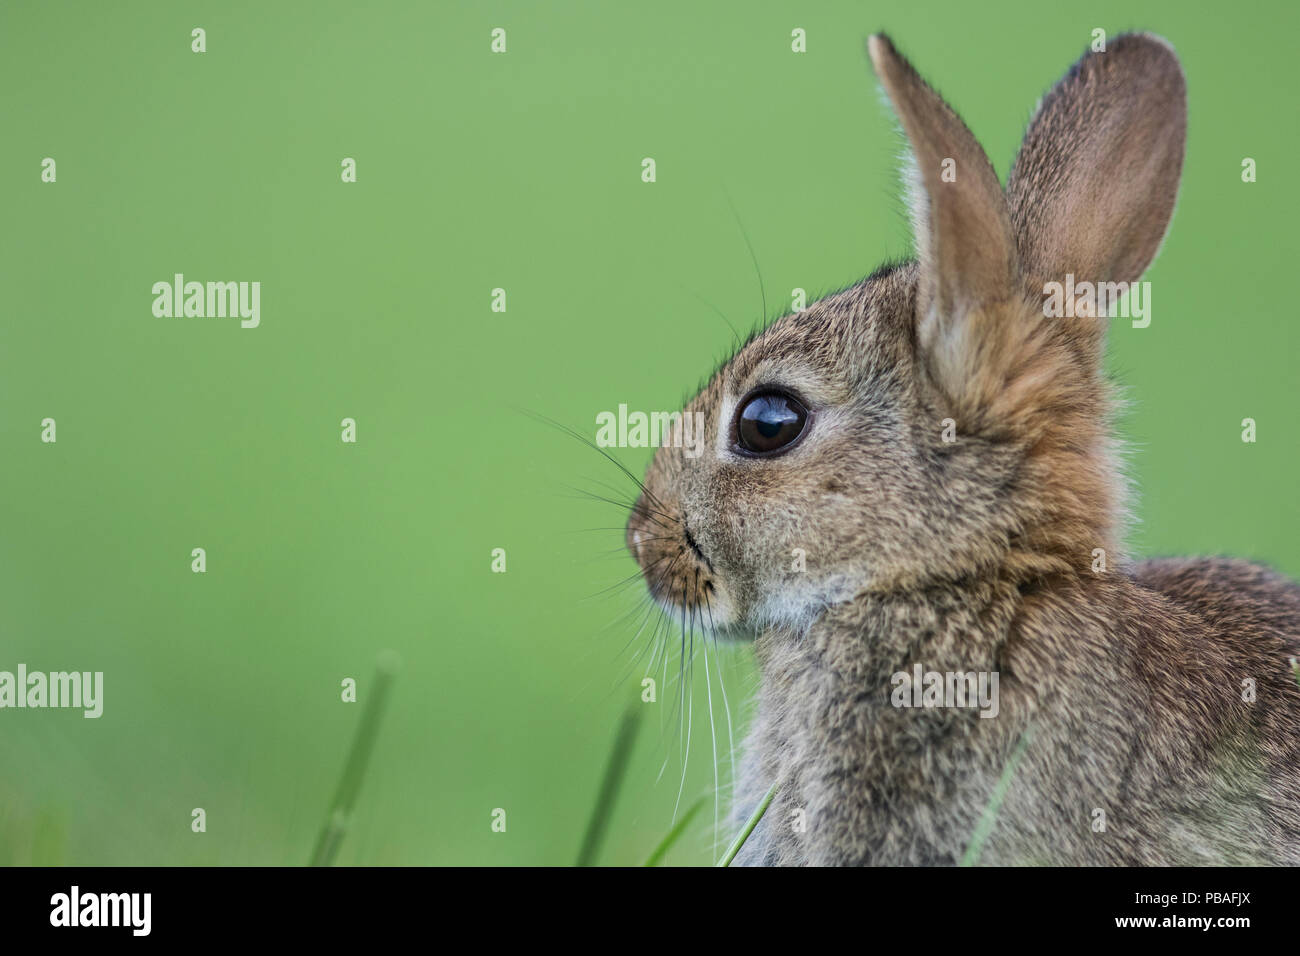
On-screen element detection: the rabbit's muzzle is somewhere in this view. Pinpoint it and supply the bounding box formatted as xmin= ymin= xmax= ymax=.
xmin=626 ymin=495 xmax=720 ymax=621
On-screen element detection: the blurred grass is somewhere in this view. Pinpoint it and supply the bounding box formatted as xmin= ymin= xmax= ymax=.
xmin=643 ymin=794 xmax=706 ymax=866
xmin=960 ymin=726 xmax=1034 ymax=866
xmin=718 ymin=781 xmax=777 ymax=866
xmin=576 ymin=704 xmax=643 ymax=865
xmin=310 ymin=653 xmax=399 ymax=866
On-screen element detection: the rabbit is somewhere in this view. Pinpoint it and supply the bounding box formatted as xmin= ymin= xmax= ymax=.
xmin=623 ymin=32 xmax=1300 ymax=865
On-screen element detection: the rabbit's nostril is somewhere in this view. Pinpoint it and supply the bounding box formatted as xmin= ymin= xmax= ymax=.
xmin=683 ymin=525 xmax=712 ymax=570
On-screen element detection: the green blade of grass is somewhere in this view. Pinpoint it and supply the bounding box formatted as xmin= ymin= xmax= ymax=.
xmin=642 ymin=794 xmax=706 ymax=866
xmin=960 ymin=724 xmax=1034 ymax=867
xmin=309 ymin=651 xmax=399 ymax=867
xmin=717 ymin=781 xmax=778 ymax=867
xmin=576 ymin=703 xmax=643 ymax=866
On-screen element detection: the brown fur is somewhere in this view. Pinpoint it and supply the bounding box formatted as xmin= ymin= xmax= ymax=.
xmin=624 ymin=33 xmax=1300 ymax=864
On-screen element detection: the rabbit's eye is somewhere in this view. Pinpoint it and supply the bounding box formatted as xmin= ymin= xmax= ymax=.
xmin=735 ymin=391 xmax=809 ymax=456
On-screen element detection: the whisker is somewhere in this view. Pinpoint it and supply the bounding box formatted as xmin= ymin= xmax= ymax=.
xmin=583 ymin=555 xmax=670 ymax=602
xmin=567 ymin=526 xmax=674 ymax=537
xmin=582 ymin=475 xmax=659 ymax=514
xmin=698 ymin=574 xmax=721 ymax=860
xmin=522 ymin=410 xmax=671 ymax=514
xmin=722 ymin=187 xmax=768 ymax=329
xmin=689 ymin=290 xmax=743 ymax=354
xmin=703 ymin=592 xmax=738 ymax=807
xmin=672 ymin=593 xmax=696 ymax=823
xmin=634 ymin=552 xmax=686 ymax=683
xmin=658 ymin=593 xmax=692 ymax=788
xmin=564 ymin=488 xmax=675 ymax=531
xmin=588 ymin=538 xmax=678 ymax=561
xmin=612 ymin=596 xmax=667 ymax=687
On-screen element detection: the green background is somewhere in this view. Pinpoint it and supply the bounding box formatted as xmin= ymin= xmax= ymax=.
xmin=1 ymin=0 xmax=1296 ymax=865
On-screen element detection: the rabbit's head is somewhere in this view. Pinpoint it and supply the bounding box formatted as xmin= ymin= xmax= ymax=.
xmin=626 ymin=33 xmax=1186 ymax=635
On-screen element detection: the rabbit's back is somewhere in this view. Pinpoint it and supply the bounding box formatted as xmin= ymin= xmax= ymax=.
xmin=1110 ymin=557 xmax=1300 ymax=863
xmin=1136 ymin=557 xmax=1300 ymax=656
xmin=999 ymin=559 xmax=1300 ymax=864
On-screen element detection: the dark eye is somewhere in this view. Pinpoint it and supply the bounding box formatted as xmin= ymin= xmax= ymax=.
xmin=735 ymin=391 xmax=810 ymax=456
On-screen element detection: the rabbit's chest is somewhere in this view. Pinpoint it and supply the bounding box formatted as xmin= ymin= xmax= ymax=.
xmin=753 ymin=649 xmax=1022 ymax=864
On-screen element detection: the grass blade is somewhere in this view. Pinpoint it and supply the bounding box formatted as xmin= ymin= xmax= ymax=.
xmin=309 ymin=651 xmax=399 ymax=867
xmin=960 ymin=724 xmax=1034 ymax=867
xmin=576 ymin=704 xmax=643 ymax=866
xmin=642 ymin=794 xmax=706 ymax=866
xmin=717 ymin=781 xmax=777 ymax=867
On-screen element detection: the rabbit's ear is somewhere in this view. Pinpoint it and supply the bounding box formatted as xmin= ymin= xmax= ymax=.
xmin=1007 ymin=34 xmax=1186 ymax=294
xmin=868 ymin=34 xmax=1017 ymax=328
